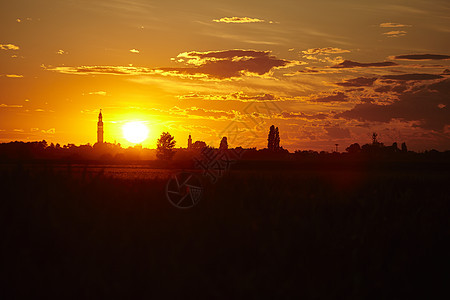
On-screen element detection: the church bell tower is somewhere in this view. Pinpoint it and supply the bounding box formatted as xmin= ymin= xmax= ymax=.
xmin=97 ymin=109 xmax=104 ymax=144
xmin=188 ymin=134 xmax=192 ymax=149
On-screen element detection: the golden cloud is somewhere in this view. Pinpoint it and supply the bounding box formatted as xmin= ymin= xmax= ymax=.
xmin=44 ymin=65 xmax=153 ymax=75
xmin=383 ymin=30 xmax=407 ymax=37
xmin=0 ymin=44 xmax=19 ymax=50
xmin=87 ymin=91 xmax=107 ymax=96
xmin=213 ymin=17 xmax=265 ymax=23
xmin=379 ymin=23 xmax=411 ymax=28
xmin=302 ymin=47 xmax=350 ymax=55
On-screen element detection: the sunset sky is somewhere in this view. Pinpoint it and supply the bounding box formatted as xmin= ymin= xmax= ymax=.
xmin=1 ymin=0 xmax=449 ymax=151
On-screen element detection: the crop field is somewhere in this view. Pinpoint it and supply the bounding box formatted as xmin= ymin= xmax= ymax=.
xmin=1 ymin=162 xmax=448 ymax=298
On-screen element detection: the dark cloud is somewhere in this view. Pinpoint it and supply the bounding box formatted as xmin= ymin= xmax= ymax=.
xmin=393 ymin=54 xmax=450 ymax=60
xmin=313 ymin=92 xmax=348 ymax=102
xmin=338 ymin=79 xmax=450 ymax=131
xmin=381 ymin=73 xmax=443 ymax=81
xmin=345 ymin=88 xmax=365 ymax=92
xmin=325 ymin=126 xmax=351 ymax=139
xmin=428 ymin=78 xmax=450 ymax=94
xmin=331 ymin=60 xmax=397 ymax=68
xmin=163 ymin=50 xmax=297 ymax=79
xmin=374 ymin=85 xmax=391 ymax=93
xmin=336 ymin=77 xmax=377 ymax=87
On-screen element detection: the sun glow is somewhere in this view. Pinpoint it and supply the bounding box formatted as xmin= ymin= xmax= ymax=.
xmin=122 ymin=121 xmax=149 ymax=144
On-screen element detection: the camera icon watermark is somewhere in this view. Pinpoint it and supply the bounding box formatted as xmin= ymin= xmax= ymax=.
xmin=165 ymin=172 xmax=203 ymax=209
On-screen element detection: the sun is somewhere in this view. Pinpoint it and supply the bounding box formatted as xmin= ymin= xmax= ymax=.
xmin=122 ymin=121 xmax=149 ymax=144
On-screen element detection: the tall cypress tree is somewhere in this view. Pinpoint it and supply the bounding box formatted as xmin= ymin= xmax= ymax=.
xmin=267 ymin=125 xmax=275 ymax=150
xmin=274 ymin=127 xmax=280 ymax=151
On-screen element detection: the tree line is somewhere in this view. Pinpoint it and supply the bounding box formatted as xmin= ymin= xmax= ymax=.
xmin=0 ymin=126 xmax=449 ymax=162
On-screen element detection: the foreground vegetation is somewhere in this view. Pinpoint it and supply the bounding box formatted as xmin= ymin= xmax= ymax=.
xmin=0 ymin=162 xmax=448 ymax=298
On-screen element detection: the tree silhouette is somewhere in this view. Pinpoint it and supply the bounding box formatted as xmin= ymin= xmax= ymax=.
xmin=346 ymin=143 xmax=361 ymax=154
xmin=219 ymin=137 xmax=228 ymax=151
xmin=268 ymin=125 xmax=275 ymax=150
xmin=401 ymin=142 xmax=408 ymax=152
xmin=191 ymin=141 xmax=207 ymax=151
xmin=268 ymin=125 xmax=280 ymax=151
xmin=156 ymin=132 xmax=176 ymax=160
xmin=274 ymin=127 xmax=280 ymax=150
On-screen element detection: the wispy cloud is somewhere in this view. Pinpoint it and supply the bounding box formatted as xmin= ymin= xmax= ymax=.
xmin=332 ymin=60 xmax=397 ymax=68
xmin=383 ymin=30 xmax=407 ymax=37
xmin=302 ymin=47 xmax=350 ymax=55
xmin=0 ymin=104 xmax=23 ymax=108
xmin=336 ymin=77 xmax=377 ymax=87
xmin=379 ymin=22 xmax=412 ymax=28
xmin=178 ymin=92 xmax=278 ymax=102
xmin=16 ymin=17 xmax=33 ymax=23
xmin=381 ymin=73 xmax=443 ymax=81
xmin=87 ymin=91 xmax=107 ymax=96
xmin=213 ymin=17 xmax=266 ymax=24
xmin=300 ymin=47 xmax=348 ymax=64
xmin=168 ymin=106 xmax=237 ymax=120
xmin=3 ymin=74 xmax=24 ymax=78
xmin=45 ymin=65 xmax=153 ymax=75
xmin=0 ymin=44 xmax=19 ymax=50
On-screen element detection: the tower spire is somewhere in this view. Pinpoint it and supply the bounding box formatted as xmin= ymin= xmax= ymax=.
xmin=188 ymin=133 xmax=192 ymax=149
xmin=97 ymin=109 xmax=104 ymax=144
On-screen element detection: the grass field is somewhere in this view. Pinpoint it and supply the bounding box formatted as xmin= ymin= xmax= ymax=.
xmin=1 ymin=162 xmax=449 ymax=298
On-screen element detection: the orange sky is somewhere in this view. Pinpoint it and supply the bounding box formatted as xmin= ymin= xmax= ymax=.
xmin=1 ymin=0 xmax=450 ymax=151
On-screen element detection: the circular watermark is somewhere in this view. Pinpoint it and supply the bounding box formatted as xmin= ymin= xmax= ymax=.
xmin=165 ymin=172 xmax=203 ymax=209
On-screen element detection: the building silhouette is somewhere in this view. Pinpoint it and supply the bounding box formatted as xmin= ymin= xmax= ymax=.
xmin=188 ymin=134 xmax=192 ymax=149
xmin=97 ymin=109 xmax=103 ymax=144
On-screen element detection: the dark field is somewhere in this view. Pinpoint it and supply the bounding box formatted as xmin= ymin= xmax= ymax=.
xmin=1 ymin=162 xmax=449 ymax=299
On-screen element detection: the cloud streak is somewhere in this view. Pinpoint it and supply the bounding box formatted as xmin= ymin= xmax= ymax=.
xmin=381 ymin=74 xmax=444 ymax=81
xmin=379 ymin=22 xmax=411 ymax=28
xmin=392 ymin=54 xmax=450 ymax=60
xmin=302 ymin=47 xmax=350 ymax=55
xmin=383 ymin=30 xmax=407 ymax=37
xmin=332 ymin=60 xmax=397 ymax=68
xmin=0 ymin=104 xmax=23 ymax=108
xmin=213 ymin=17 xmax=265 ymax=23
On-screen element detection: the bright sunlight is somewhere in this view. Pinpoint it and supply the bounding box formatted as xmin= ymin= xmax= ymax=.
xmin=122 ymin=121 xmax=149 ymax=144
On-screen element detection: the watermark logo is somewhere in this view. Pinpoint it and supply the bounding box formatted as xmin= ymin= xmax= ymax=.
xmin=165 ymin=172 xmax=203 ymax=209
xmin=165 ymin=99 xmax=283 ymax=208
